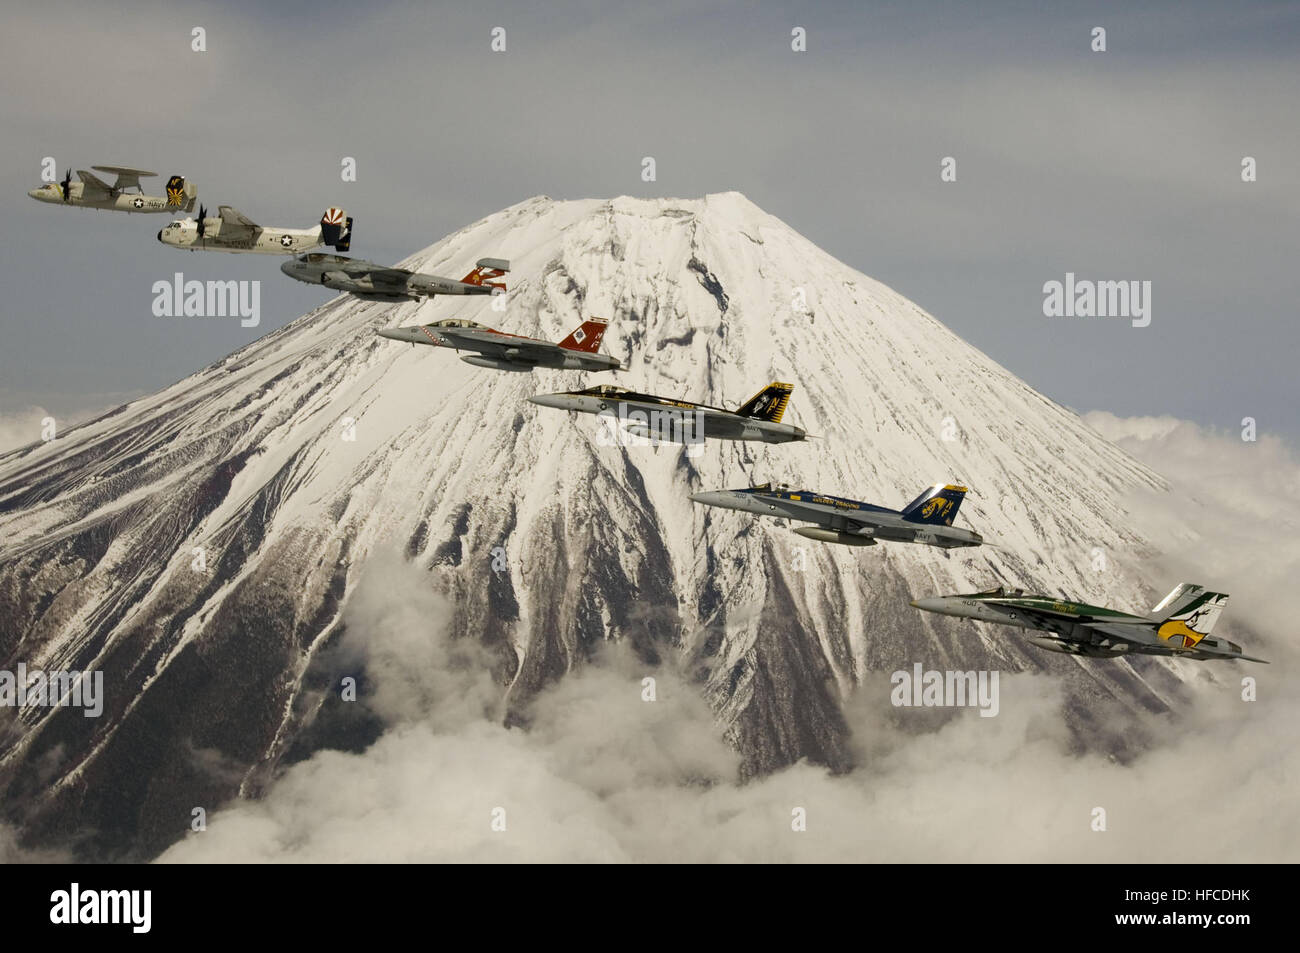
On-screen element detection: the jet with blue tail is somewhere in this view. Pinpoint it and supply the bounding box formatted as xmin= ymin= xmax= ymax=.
xmin=689 ymin=482 xmax=983 ymax=549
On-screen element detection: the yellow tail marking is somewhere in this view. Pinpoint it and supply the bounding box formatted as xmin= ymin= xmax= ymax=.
xmin=1158 ymin=619 xmax=1207 ymax=648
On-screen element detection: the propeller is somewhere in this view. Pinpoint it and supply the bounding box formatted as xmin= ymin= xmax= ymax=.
xmin=60 ymin=169 xmax=72 ymax=202
xmin=196 ymin=204 xmax=207 ymax=240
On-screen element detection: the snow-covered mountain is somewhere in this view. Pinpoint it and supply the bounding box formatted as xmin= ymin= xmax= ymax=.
xmin=0 ymin=193 xmax=1183 ymax=859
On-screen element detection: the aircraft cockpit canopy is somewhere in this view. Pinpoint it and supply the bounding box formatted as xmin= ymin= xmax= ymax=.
xmin=578 ymin=384 xmax=625 ymax=397
xmin=430 ymin=318 xmax=485 ymax=329
xmin=301 ymin=253 xmax=350 ymax=264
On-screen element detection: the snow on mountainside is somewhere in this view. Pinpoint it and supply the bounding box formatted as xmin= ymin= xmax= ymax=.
xmin=0 ymin=193 xmax=1185 ymax=859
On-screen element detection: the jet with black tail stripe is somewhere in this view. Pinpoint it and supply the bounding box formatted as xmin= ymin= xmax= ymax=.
xmin=690 ymin=482 xmax=982 ymax=548
xmin=910 ymin=583 xmax=1266 ymax=662
xmin=528 ymin=381 xmax=806 ymax=443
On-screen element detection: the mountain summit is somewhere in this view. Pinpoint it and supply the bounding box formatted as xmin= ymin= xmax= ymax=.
xmin=0 ymin=193 xmax=1175 ymax=858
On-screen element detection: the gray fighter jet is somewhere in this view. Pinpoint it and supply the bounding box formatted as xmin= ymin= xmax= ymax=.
xmin=528 ymin=382 xmax=806 ymax=443
xmin=690 ymin=482 xmax=982 ymax=548
xmin=910 ymin=584 xmax=1266 ymax=662
xmin=378 ymin=317 xmax=622 ymax=372
xmin=280 ymin=253 xmax=508 ymax=302
xmin=28 ymin=166 xmax=196 ymax=213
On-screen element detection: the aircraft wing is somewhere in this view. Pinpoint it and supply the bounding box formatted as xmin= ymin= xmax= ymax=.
xmin=770 ymin=496 xmax=885 ymax=532
xmin=362 ymin=266 xmax=415 ymax=288
xmin=217 ymin=206 xmax=260 ymax=239
xmin=436 ymin=328 xmax=553 ymax=360
xmin=77 ymin=169 xmax=114 ymax=196
xmin=1079 ymin=620 xmax=1167 ymax=651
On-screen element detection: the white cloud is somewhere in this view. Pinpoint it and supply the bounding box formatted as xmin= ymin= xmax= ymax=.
xmin=1083 ymin=411 xmax=1300 ymax=654
xmin=0 ymin=406 xmax=54 ymax=455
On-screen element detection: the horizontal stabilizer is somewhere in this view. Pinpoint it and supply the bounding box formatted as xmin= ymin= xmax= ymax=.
xmin=461 ymin=258 xmax=510 ymax=289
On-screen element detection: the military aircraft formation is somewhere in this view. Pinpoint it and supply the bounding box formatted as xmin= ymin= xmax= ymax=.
xmin=29 ymin=163 xmax=1264 ymax=664
xmin=27 ymin=163 xmax=510 ymax=305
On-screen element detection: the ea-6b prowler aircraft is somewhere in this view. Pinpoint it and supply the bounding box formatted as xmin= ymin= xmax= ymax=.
xmin=158 ymin=206 xmax=351 ymax=254
xmin=690 ymin=482 xmax=983 ymax=549
xmin=910 ymin=584 xmax=1266 ymax=662
xmin=379 ymin=317 xmax=623 ymax=372
xmin=528 ymin=382 xmax=806 ymax=443
xmin=28 ymin=166 xmax=196 ymax=213
xmin=280 ymin=253 xmax=508 ymax=302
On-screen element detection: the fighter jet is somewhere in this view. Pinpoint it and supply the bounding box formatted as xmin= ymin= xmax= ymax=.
xmin=280 ymin=253 xmax=508 ymax=302
xmin=158 ymin=206 xmax=351 ymax=255
xmin=527 ymin=382 xmax=805 ymax=443
xmin=910 ymin=583 xmax=1266 ymax=662
xmin=28 ymin=166 xmax=196 ymax=213
xmin=378 ymin=317 xmax=622 ymax=372
xmin=690 ymin=482 xmax=983 ymax=548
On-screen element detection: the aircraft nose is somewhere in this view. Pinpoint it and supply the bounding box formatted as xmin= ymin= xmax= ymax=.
xmin=690 ymin=490 xmax=731 ymax=507
xmin=910 ymin=597 xmax=946 ymax=612
xmin=527 ymin=394 xmax=572 ymax=411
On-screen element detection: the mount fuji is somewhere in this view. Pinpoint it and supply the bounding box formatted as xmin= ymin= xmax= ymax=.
xmin=0 ymin=193 xmax=1197 ymax=859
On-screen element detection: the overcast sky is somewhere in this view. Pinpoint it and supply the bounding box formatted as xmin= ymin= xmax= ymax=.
xmin=2 ymin=0 xmax=1296 ymax=442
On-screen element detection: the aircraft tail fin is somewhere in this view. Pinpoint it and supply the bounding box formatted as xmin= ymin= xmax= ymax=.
xmin=461 ymin=257 xmax=509 ymax=292
xmin=557 ymin=317 xmax=609 ymax=353
xmin=166 ymin=175 xmax=196 ymax=211
xmin=736 ymin=382 xmax=794 ymax=422
xmin=901 ymin=484 xmax=968 ymax=525
xmin=320 ymin=207 xmax=353 ymax=251
xmin=1150 ymin=584 xmax=1229 ymax=648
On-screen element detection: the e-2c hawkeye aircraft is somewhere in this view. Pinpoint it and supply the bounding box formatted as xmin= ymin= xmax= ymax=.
xmin=379 ymin=317 xmax=623 ymax=372
xmin=910 ymin=584 xmax=1266 ymax=662
xmin=280 ymin=254 xmax=508 ymax=302
xmin=690 ymin=482 xmax=983 ymax=549
xmin=528 ymin=382 xmax=805 ymax=443
xmin=158 ymin=206 xmax=351 ymax=254
xmin=28 ymin=166 xmax=196 ymax=213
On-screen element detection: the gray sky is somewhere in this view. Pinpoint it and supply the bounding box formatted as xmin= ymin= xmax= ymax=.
xmin=2 ymin=0 xmax=1297 ymax=440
